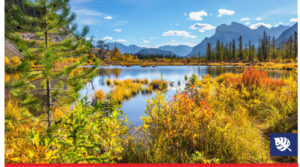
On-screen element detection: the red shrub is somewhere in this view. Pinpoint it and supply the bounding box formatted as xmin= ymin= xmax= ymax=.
xmin=242 ymin=67 xmax=267 ymax=87
xmin=226 ymin=67 xmax=285 ymax=89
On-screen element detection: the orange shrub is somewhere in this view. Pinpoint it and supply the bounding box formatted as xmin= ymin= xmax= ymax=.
xmin=94 ymin=90 xmax=106 ymax=102
xmin=5 ymin=74 xmax=10 ymax=83
xmin=144 ymin=89 xmax=214 ymax=145
xmin=225 ymin=67 xmax=285 ymax=89
xmin=166 ymin=91 xmax=213 ymax=139
xmin=242 ymin=67 xmax=267 ymax=87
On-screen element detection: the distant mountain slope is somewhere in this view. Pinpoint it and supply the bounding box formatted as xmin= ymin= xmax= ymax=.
xmin=188 ymin=22 xmax=290 ymax=57
xmin=256 ymin=25 xmax=289 ymax=39
xmin=107 ymin=42 xmax=143 ymax=54
xmin=158 ymin=45 xmax=192 ymax=57
xmin=137 ymin=48 xmax=176 ymax=56
xmin=276 ymin=23 xmax=298 ymax=44
xmin=107 ymin=42 xmax=191 ymax=56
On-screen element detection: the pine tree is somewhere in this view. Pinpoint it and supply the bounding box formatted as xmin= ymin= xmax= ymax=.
xmin=197 ymin=52 xmax=201 ymax=63
xmin=287 ymin=36 xmax=294 ymax=59
xmin=294 ymin=31 xmax=297 ymax=59
xmin=5 ymin=0 xmax=100 ymax=126
xmin=261 ymin=31 xmax=269 ymax=61
xmin=247 ymin=40 xmax=252 ymax=61
xmin=271 ymin=37 xmax=276 ymax=60
xmin=232 ymin=39 xmax=237 ymax=61
xmin=206 ymin=43 xmax=213 ymax=62
xmin=215 ymin=40 xmax=221 ymax=61
xmin=220 ymin=42 xmax=224 ymax=62
xmin=96 ymin=40 xmax=108 ymax=60
xmin=229 ymin=42 xmax=232 ymax=61
xmin=238 ymin=35 xmax=243 ymax=60
xmin=251 ymin=43 xmax=257 ymax=62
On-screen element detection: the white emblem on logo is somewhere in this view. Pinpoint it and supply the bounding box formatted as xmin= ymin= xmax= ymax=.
xmin=274 ymin=137 xmax=292 ymax=152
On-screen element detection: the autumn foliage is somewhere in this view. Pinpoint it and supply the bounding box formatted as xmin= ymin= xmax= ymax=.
xmin=94 ymin=90 xmax=106 ymax=102
xmin=124 ymin=67 xmax=296 ymax=163
xmin=225 ymin=67 xmax=285 ymax=89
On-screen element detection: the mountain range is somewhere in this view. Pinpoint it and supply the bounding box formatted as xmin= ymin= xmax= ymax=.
xmin=137 ymin=48 xmax=175 ymax=56
xmin=106 ymin=42 xmax=143 ymax=54
xmin=106 ymin=22 xmax=297 ymax=57
xmin=276 ymin=23 xmax=298 ymax=45
xmin=187 ymin=22 xmax=296 ymax=57
xmin=106 ymin=42 xmax=192 ymax=57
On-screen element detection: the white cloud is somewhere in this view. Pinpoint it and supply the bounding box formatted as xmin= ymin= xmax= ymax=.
xmin=101 ymin=36 xmax=126 ymax=43
xmin=256 ymin=17 xmax=262 ymax=21
xmin=218 ymin=9 xmax=235 ymax=17
xmin=274 ymin=22 xmax=285 ymax=27
xmin=104 ymin=16 xmax=112 ymax=20
xmin=102 ymin=36 xmax=113 ymax=40
xmin=245 ymin=22 xmax=250 ymax=25
xmin=114 ymin=28 xmax=122 ymax=32
xmin=250 ymin=23 xmax=272 ymax=29
xmin=189 ymin=23 xmax=215 ymax=32
xmin=115 ymin=39 xmax=126 ymax=42
xmin=189 ymin=10 xmax=208 ymax=21
xmin=78 ymin=18 xmax=96 ymax=25
xmin=156 ymin=42 xmax=196 ymax=48
xmin=240 ymin=17 xmax=250 ymax=21
xmin=143 ymin=40 xmax=150 ymax=43
xmin=162 ymin=30 xmax=196 ymax=39
xmin=74 ymin=9 xmax=102 ymax=16
xmin=290 ymin=18 xmax=298 ymax=22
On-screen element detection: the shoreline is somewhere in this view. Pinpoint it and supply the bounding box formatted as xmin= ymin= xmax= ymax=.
xmin=86 ymin=62 xmax=298 ymax=71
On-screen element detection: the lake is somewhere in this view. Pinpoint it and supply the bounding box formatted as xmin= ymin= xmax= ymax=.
xmin=80 ymin=65 xmax=289 ymax=126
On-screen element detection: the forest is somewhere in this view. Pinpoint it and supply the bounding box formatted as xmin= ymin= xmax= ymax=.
xmin=5 ymin=0 xmax=298 ymax=164
xmin=91 ymin=31 xmax=298 ymax=70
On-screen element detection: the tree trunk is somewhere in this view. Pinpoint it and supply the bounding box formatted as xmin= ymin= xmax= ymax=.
xmin=45 ymin=31 xmax=52 ymax=126
xmin=47 ymin=80 xmax=52 ymax=126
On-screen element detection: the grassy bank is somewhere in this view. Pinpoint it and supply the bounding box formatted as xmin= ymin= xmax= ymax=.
xmin=99 ymin=59 xmax=297 ymax=71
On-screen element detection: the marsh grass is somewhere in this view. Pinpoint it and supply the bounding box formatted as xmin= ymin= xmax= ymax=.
xmin=109 ymin=79 xmax=150 ymax=102
xmin=122 ymin=67 xmax=297 ymax=163
xmin=149 ymin=80 xmax=168 ymax=90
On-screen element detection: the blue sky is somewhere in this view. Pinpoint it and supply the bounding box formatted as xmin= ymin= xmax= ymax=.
xmin=70 ymin=0 xmax=298 ymax=47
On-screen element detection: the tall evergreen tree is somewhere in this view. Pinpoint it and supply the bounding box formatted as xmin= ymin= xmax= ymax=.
xmin=215 ymin=40 xmax=222 ymax=61
xmin=229 ymin=42 xmax=232 ymax=61
xmin=232 ymin=39 xmax=237 ymax=61
xmin=5 ymin=0 xmax=100 ymax=126
xmin=294 ymin=31 xmax=298 ymax=59
xmin=238 ymin=35 xmax=244 ymax=60
xmin=96 ymin=40 xmax=108 ymax=60
xmin=197 ymin=52 xmax=201 ymax=63
xmin=261 ymin=31 xmax=269 ymax=61
xmin=206 ymin=43 xmax=213 ymax=62
xmin=271 ymin=37 xmax=276 ymax=60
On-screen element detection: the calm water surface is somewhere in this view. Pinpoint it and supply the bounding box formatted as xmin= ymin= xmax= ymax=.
xmin=80 ymin=65 xmax=289 ymax=126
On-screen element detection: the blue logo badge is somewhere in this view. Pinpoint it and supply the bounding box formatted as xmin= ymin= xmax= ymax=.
xmin=270 ymin=133 xmax=298 ymax=156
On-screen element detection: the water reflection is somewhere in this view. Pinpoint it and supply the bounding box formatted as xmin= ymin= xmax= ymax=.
xmin=80 ymin=65 xmax=290 ymax=126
